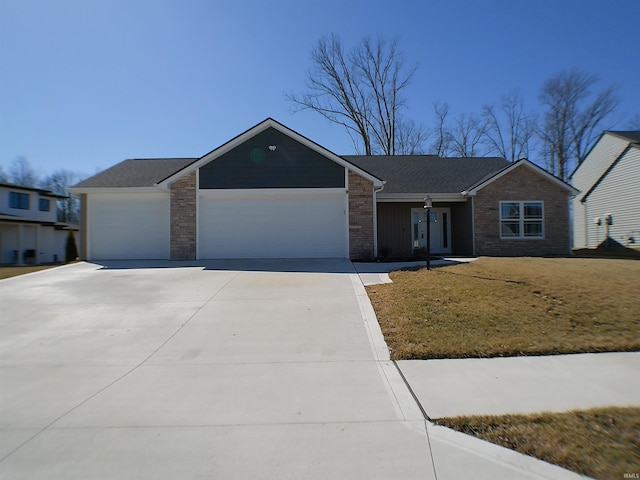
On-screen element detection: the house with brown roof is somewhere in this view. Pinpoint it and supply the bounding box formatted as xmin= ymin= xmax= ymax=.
xmin=570 ymin=131 xmax=640 ymax=248
xmin=70 ymin=118 xmax=578 ymax=261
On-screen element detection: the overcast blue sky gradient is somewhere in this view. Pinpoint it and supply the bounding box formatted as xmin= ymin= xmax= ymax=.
xmin=1 ymin=0 xmax=639 ymax=178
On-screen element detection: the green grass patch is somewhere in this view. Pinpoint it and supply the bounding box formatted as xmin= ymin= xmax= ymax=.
xmin=434 ymin=406 xmax=640 ymax=480
xmin=366 ymin=257 xmax=640 ymax=359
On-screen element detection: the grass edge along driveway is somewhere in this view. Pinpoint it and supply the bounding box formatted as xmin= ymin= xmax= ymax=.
xmin=366 ymin=256 xmax=640 ymax=360
xmin=434 ymin=406 xmax=640 ymax=480
xmin=366 ymin=256 xmax=639 ymax=479
xmin=0 ymin=264 xmax=62 ymax=280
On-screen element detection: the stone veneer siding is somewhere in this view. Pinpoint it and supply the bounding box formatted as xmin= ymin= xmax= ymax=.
xmin=473 ymin=166 xmax=571 ymax=256
xmin=348 ymin=170 xmax=375 ymax=260
xmin=170 ymin=171 xmax=197 ymax=260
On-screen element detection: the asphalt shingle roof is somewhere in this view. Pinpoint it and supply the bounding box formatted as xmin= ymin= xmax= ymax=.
xmin=74 ymin=158 xmax=196 ymax=188
xmin=344 ymin=155 xmax=510 ymax=194
xmin=74 ymin=155 xmax=511 ymax=193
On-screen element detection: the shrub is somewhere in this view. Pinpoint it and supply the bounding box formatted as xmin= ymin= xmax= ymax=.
xmin=65 ymin=231 xmax=78 ymax=263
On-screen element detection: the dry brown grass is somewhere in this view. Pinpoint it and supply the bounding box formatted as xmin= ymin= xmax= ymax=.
xmin=0 ymin=264 xmax=60 ymax=280
xmin=434 ymin=406 xmax=640 ymax=480
xmin=366 ymin=257 xmax=640 ymax=359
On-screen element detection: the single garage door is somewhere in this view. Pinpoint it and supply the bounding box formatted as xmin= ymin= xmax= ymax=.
xmin=88 ymin=193 xmax=170 ymax=260
xmin=198 ymin=190 xmax=347 ymax=258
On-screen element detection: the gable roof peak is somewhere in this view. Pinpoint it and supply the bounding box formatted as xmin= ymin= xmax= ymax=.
xmin=463 ymin=158 xmax=579 ymax=196
xmin=157 ymin=118 xmax=383 ymax=188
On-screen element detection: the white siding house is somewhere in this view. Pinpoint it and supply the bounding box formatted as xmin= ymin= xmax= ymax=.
xmin=570 ymin=131 xmax=640 ymax=248
xmin=0 ymin=183 xmax=78 ymax=264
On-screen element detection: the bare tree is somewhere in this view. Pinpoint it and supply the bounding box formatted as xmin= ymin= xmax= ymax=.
xmin=430 ymin=101 xmax=451 ymax=156
xmin=538 ymin=68 xmax=619 ymax=180
xmin=0 ymin=165 xmax=8 ymax=182
xmin=447 ymin=113 xmax=487 ymax=157
xmin=288 ymin=35 xmax=425 ymax=155
xmin=40 ymin=169 xmax=84 ymax=223
xmin=482 ymin=92 xmax=537 ymax=161
xmin=396 ymin=118 xmax=428 ymax=154
xmin=10 ymin=156 xmax=39 ymax=186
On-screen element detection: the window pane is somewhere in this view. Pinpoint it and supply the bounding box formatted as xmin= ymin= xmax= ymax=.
xmin=501 ymin=221 xmax=520 ymax=237
xmin=9 ymin=192 xmax=29 ymax=210
xmin=501 ymin=202 xmax=520 ymax=219
xmin=39 ymin=198 xmax=50 ymax=211
xmin=524 ymin=221 xmax=543 ymax=237
xmin=524 ymin=202 xmax=542 ymax=219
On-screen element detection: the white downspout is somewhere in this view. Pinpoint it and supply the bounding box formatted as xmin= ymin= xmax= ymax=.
xmin=373 ymin=182 xmax=386 ymax=258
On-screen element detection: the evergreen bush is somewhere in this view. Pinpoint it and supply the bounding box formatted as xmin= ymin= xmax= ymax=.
xmin=65 ymin=230 xmax=78 ymax=263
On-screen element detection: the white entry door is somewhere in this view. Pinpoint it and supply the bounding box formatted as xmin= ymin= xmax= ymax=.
xmin=411 ymin=207 xmax=451 ymax=254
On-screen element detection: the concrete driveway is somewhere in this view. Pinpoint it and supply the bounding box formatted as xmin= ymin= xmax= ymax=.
xmin=0 ymin=260 xmax=583 ymax=479
xmin=0 ymin=259 xmax=433 ymax=479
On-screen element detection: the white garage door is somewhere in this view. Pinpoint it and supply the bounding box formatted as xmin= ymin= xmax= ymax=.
xmin=88 ymin=192 xmax=170 ymax=260
xmin=198 ymin=190 xmax=347 ymax=258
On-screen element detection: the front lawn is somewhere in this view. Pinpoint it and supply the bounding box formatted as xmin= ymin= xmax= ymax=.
xmin=0 ymin=264 xmax=61 ymax=280
xmin=366 ymin=257 xmax=640 ymax=359
xmin=434 ymin=406 xmax=640 ymax=480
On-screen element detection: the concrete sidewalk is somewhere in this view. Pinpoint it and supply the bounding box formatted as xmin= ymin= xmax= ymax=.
xmin=397 ymin=352 xmax=640 ymax=419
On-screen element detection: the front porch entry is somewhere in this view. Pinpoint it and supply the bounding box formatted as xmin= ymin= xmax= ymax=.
xmin=411 ymin=207 xmax=451 ymax=255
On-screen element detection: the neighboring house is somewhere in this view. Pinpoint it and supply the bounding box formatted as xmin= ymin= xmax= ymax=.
xmin=570 ymin=131 xmax=640 ymax=249
xmin=70 ymin=118 xmax=578 ymax=261
xmin=0 ymin=182 xmax=77 ymax=264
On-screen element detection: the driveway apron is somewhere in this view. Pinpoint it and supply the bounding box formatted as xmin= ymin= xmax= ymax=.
xmin=0 ymin=259 xmax=433 ymax=479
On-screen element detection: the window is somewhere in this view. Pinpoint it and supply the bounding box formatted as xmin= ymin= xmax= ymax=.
xmin=9 ymin=192 xmax=30 ymax=210
xmin=39 ymin=198 xmax=51 ymax=211
xmin=500 ymin=201 xmax=543 ymax=239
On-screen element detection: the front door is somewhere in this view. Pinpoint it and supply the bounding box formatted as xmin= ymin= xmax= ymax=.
xmin=411 ymin=207 xmax=451 ymax=254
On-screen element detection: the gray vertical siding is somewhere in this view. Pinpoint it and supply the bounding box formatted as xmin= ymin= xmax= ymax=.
xmin=377 ymin=202 xmax=416 ymax=259
xmin=450 ymin=201 xmax=473 ymax=255
xmin=199 ymin=127 xmax=345 ymax=189
xmin=376 ymin=201 xmax=473 ymax=259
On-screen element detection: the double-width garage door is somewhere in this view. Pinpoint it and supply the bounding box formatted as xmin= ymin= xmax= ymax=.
xmin=198 ymin=190 xmax=347 ymax=259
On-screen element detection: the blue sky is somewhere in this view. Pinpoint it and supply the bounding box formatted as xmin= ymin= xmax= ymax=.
xmin=1 ymin=0 xmax=639 ymax=179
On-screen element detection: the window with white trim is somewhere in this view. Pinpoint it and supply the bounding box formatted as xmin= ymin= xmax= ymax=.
xmin=500 ymin=201 xmax=543 ymax=239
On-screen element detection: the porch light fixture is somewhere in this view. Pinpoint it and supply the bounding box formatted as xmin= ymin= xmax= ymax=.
xmin=423 ymin=196 xmax=432 ymax=270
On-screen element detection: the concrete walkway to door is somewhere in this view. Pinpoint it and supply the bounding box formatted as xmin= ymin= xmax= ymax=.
xmin=1 ymin=259 xmax=583 ymax=479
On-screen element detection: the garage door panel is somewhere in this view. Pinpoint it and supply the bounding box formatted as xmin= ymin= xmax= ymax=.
xmin=89 ymin=193 xmax=169 ymax=260
xmin=199 ymin=193 xmax=347 ymax=259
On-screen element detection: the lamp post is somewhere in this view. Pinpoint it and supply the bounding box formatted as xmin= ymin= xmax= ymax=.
xmin=424 ymin=196 xmax=432 ymax=270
